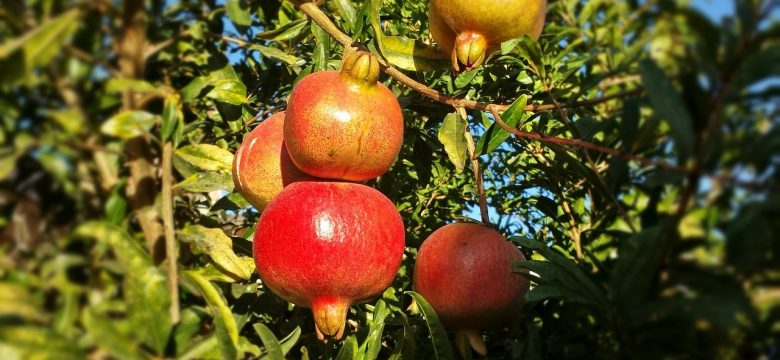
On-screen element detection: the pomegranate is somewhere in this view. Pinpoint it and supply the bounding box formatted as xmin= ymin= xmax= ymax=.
xmin=284 ymin=51 xmax=404 ymax=181
xmin=428 ymin=0 xmax=547 ymax=71
xmin=413 ymin=222 xmax=529 ymax=355
xmin=232 ymin=112 xmax=307 ymax=210
xmin=253 ymin=181 xmax=405 ymax=340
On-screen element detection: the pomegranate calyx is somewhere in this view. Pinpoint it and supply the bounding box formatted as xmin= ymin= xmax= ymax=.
xmin=452 ymin=31 xmax=488 ymax=72
xmin=340 ymin=50 xmax=381 ymax=87
xmin=311 ymin=297 xmax=349 ymax=341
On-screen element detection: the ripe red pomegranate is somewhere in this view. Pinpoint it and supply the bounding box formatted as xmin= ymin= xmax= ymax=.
xmin=232 ymin=112 xmax=307 ymax=210
xmin=413 ymin=222 xmax=529 ymax=355
xmin=284 ymin=51 xmax=404 ymax=181
xmin=429 ymin=0 xmax=547 ymax=71
xmin=253 ymin=181 xmax=405 ymax=340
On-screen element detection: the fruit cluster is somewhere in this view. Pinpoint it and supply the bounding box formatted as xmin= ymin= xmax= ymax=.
xmin=233 ymin=0 xmax=545 ymax=354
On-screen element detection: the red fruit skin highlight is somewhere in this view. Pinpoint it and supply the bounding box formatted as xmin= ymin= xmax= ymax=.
xmin=413 ymin=223 xmax=529 ymax=332
xmin=253 ymin=181 xmax=405 ymax=340
xmin=232 ymin=112 xmax=307 ymax=211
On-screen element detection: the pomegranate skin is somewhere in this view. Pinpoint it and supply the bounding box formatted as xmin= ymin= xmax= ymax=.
xmin=413 ymin=223 xmax=529 ymax=332
xmin=284 ymin=71 xmax=404 ymax=181
xmin=232 ymin=112 xmax=307 ymax=211
xmin=253 ymin=181 xmax=405 ymax=340
xmin=431 ymin=0 xmax=547 ymax=45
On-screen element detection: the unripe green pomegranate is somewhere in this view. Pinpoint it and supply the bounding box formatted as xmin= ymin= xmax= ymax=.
xmin=429 ymin=0 xmax=547 ymax=71
xmin=253 ymin=181 xmax=405 ymax=340
xmin=284 ymin=51 xmax=404 ymax=181
xmin=231 ymin=112 xmax=307 ymax=211
xmin=413 ymin=223 xmax=529 ymax=355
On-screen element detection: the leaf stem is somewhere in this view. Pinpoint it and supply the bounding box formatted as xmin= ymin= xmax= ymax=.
xmin=461 ymin=108 xmax=489 ymax=226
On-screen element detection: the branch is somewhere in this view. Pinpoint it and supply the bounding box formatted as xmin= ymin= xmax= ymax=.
xmin=489 ymin=108 xmax=687 ymax=173
xmin=289 ymin=0 xmax=642 ymax=114
xmin=461 ymin=108 xmax=489 ymax=225
xmin=162 ymin=142 xmax=180 ymax=324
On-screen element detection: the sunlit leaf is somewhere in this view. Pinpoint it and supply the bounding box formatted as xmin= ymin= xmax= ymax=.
xmin=175 ymin=144 xmax=234 ymax=172
xmin=184 ymin=271 xmax=239 ymax=360
xmin=438 ymin=112 xmax=468 ymax=172
xmin=101 ymin=111 xmax=158 ymax=139
xmin=406 ymin=292 xmax=455 ymax=360
xmin=178 ymin=224 xmax=254 ymax=280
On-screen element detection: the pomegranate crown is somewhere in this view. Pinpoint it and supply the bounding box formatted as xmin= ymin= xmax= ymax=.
xmin=452 ymin=31 xmax=488 ymax=73
xmin=340 ymin=50 xmax=381 ymax=87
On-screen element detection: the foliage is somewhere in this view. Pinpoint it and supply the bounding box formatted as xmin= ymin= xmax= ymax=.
xmin=1 ymin=0 xmax=779 ymax=359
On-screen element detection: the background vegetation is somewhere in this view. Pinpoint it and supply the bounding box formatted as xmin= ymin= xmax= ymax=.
xmin=0 ymin=0 xmax=778 ymax=358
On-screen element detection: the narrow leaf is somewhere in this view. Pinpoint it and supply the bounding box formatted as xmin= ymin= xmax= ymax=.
xmin=253 ymin=323 xmax=284 ymax=360
xmin=185 ymin=271 xmax=240 ymax=360
xmin=406 ymin=291 xmax=455 ymax=360
xmin=477 ymin=95 xmax=528 ymax=155
xmin=639 ymin=60 xmax=695 ymax=160
xmin=382 ymin=36 xmax=449 ymax=72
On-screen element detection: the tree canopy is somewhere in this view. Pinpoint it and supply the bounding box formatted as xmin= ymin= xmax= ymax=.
xmin=0 ymin=0 xmax=779 ymax=359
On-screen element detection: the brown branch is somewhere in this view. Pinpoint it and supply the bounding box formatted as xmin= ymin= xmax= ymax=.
xmin=288 ymin=0 xmax=687 ymax=175
xmin=286 ymin=0 xmax=644 ymax=114
xmin=461 ymin=108 xmax=489 ymax=225
xmin=489 ymin=108 xmax=687 ymax=173
xmin=162 ymin=142 xmax=180 ymax=324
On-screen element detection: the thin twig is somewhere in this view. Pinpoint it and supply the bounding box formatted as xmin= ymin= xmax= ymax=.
xmin=162 ymin=142 xmax=180 ymax=324
xmin=286 ymin=0 xmax=643 ymax=113
xmin=461 ymin=108 xmax=489 ymax=225
xmin=489 ymin=108 xmax=687 ymax=173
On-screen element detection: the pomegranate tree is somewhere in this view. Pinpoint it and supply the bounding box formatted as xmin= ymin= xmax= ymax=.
xmin=284 ymin=51 xmax=404 ymax=181
xmin=231 ymin=112 xmax=307 ymax=210
xmin=429 ymin=0 xmax=547 ymax=71
xmin=253 ymin=181 xmax=405 ymax=340
xmin=413 ymin=222 xmax=530 ymax=355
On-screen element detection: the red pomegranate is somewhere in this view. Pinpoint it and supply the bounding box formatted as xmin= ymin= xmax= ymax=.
xmin=284 ymin=51 xmax=404 ymax=181
xmin=232 ymin=112 xmax=307 ymax=210
xmin=429 ymin=0 xmax=547 ymax=71
xmin=253 ymin=181 xmax=405 ymax=340
xmin=413 ymin=222 xmax=529 ymax=355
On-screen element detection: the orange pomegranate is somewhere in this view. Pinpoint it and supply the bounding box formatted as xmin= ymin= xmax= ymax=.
xmin=284 ymin=51 xmax=404 ymax=181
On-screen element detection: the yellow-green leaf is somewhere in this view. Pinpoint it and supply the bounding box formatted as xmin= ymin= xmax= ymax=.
xmin=438 ymin=113 xmax=468 ymax=172
xmin=175 ymin=144 xmax=234 ymax=172
xmin=382 ymin=36 xmax=449 ymax=72
xmin=178 ymin=224 xmax=253 ymax=280
xmin=101 ymin=111 xmax=157 ymax=139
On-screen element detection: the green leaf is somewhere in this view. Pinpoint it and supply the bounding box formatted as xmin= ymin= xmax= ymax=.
xmin=406 ymin=292 xmax=455 ymax=360
xmin=74 ymin=222 xmax=172 ymax=353
xmin=257 ymin=19 xmax=308 ymax=41
xmin=82 ymin=309 xmax=144 ymax=360
xmin=253 ymin=324 xmax=284 ymax=360
xmin=0 ymin=326 xmax=85 ymax=360
xmin=178 ymin=224 xmax=254 ymax=280
xmin=101 ymin=111 xmax=158 ymax=139
xmin=175 ymin=144 xmax=234 ymax=172
xmin=477 ymin=95 xmax=528 ymax=155
xmin=367 ymin=0 xmax=385 ymax=56
xmin=181 ymin=76 xmax=210 ymax=102
xmin=0 ymin=9 xmax=80 ymax=84
xmin=184 ymin=271 xmax=240 ymax=360
xmin=311 ymin=22 xmax=330 ymax=71
xmin=609 ymin=224 xmax=669 ymax=308
xmin=620 ymin=98 xmax=640 ymax=152
xmin=206 ymin=79 xmax=247 ymax=105
xmin=332 ymin=0 xmax=357 ymax=31
xmin=735 ymin=45 xmax=780 ymax=89
xmin=381 ymin=36 xmax=449 ymax=72
xmin=388 ymin=310 xmax=415 ymax=360
xmin=161 ymin=95 xmax=182 ymax=143
xmin=105 ymin=78 xmax=159 ymax=94
xmin=249 ymin=44 xmax=304 ymax=67
xmin=226 ymin=0 xmax=252 ymax=26
xmin=176 ymin=171 xmax=234 ymax=193
xmin=257 ymin=326 xmax=301 ymax=359
xmin=639 ymin=59 xmax=695 ymax=160
xmin=514 ymin=36 xmax=545 ymax=78
xmin=364 ymin=300 xmax=389 ymax=360
xmin=438 ymin=113 xmax=468 ymax=172
xmin=335 ymin=335 xmax=359 ymax=360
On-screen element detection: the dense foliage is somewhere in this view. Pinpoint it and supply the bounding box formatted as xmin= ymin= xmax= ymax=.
xmin=1 ymin=0 xmax=778 ymax=358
